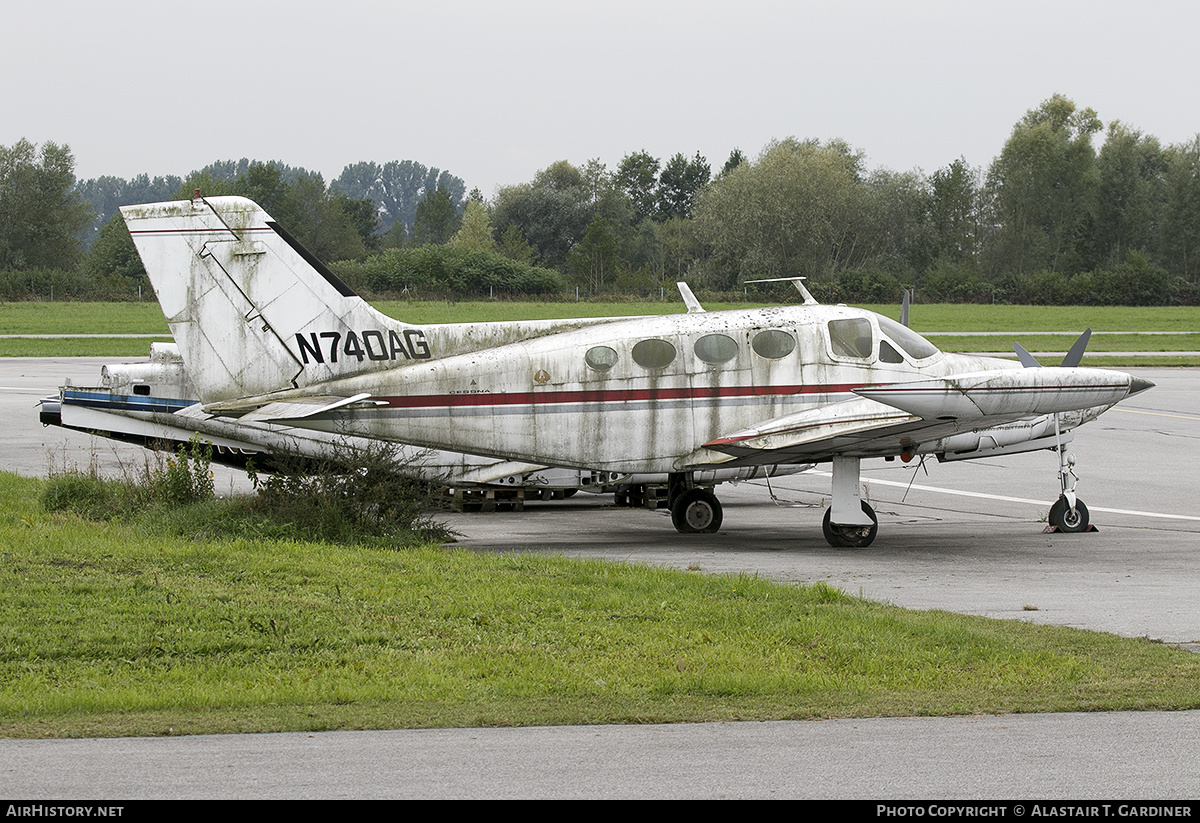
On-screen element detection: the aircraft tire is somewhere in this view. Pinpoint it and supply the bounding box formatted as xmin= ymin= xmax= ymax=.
xmin=1049 ymin=497 xmax=1089 ymax=532
xmin=822 ymin=502 xmax=878 ymax=548
xmin=671 ymin=489 xmax=723 ymax=534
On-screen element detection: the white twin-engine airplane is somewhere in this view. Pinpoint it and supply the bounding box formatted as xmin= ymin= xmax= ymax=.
xmin=120 ymin=194 xmax=1153 ymax=547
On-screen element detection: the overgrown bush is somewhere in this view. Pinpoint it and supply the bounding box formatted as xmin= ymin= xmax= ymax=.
xmin=41 ymin=436 xmax=448 ymax=547
xmin=40 ymin=471 xmax=125 ymax=521
xmin=160 ymin=436 xmax=215 ymax=505
xmin=242 ymin=442 xmax=449 ymax=545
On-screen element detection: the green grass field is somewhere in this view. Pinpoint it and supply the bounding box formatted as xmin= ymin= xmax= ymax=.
xmin=0 ymin=301 xmax=170 ymax=335
xmin=1 ymin=301 xmax=1197 ymax=363
xmin=4 ymin=471 xmax=1200 ymax=739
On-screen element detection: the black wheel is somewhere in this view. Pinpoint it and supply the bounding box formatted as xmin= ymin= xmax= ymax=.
xmin=822 ymin=501 xmax=878 ymax=548
xmin=1049 ymin=497 xmax=1089 ymax=532
xmin=671 ymin=488 xmax=723 ymax=534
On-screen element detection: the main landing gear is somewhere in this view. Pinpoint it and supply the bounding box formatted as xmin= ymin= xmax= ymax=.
xmin=667 ymin=473 xmax=723 ymax=534
xmin=672 ymin=488 xmax=723 ymax=533
xmin=666 ymin=464 xmax=879 ymax=546
xmin=823 ymin=456 xmax=879 ymax=548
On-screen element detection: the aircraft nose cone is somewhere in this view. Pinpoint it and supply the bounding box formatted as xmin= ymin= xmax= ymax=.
xmin=1128 ymin=376 xmax=1155 ymax=396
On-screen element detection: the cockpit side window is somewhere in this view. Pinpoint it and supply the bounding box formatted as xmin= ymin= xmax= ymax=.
xmin=828 ymin=318 xmax=873 ymax=359
xmin=879 ymin=340 xmax=904 ymax=364
xmin=876 ymin=315 xmax=940 ymax=360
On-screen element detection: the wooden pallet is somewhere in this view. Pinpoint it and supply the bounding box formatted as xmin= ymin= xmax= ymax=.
xmin=444 ymin=487 xmax=526 ymax=513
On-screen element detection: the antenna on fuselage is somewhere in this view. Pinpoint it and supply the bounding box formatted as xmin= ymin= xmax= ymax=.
xmin=743 ymin=276 xmax=819 ymax=305
xmin=677 ymin=282 xmax=706 ymax=313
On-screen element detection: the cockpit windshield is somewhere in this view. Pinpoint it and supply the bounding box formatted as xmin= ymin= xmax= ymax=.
xmin=876 ymin=314 xmax=940 ymax=360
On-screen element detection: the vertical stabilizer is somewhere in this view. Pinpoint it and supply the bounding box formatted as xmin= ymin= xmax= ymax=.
xmin=122 ymin=196 xmax=417 ymax=404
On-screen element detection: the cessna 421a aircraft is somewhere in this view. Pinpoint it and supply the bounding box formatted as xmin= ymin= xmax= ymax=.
xmin=118 ymin=194 xmax=1152 ymax=547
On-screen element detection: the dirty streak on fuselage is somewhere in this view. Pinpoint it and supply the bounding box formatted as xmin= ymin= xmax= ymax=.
xmin=273 ymin=304 xmax=1013 ymax=475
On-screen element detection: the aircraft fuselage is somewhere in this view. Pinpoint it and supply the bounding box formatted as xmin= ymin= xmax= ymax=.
xmin=257 ymin=304 xmax=1027 ymax=473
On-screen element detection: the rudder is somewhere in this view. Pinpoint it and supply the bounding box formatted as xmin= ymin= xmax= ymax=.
xmin=123 ymin=195 xmax=416 ymax=405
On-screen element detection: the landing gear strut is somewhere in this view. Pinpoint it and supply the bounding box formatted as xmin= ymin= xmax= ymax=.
xmin=824 ymin=456 xmax=879 ymax=548
xmin=1048 ymin=417 xmax=1090 ymax=533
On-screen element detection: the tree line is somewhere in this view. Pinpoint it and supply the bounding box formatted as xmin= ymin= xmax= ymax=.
xmin=3 ymin=93 xmax=1199 ymax=304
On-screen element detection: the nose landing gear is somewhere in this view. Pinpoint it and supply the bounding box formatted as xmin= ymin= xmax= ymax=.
xmin=1047 ymin=414 xmax=1092 ymax=533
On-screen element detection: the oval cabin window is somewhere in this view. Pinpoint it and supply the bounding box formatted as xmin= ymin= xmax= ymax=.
xmin=694 ymin=334 xmax=738 ymax=365
xmin=751 ymin=329 xmax=796 ymax=359
xmin=585 ymin=345 xmax=618 ymax=371
xmin=631 ymin=338 xmax=677 ymax=370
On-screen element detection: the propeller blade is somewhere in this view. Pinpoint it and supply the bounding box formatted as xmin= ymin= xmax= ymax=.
xmin=1060 ymin=328 xmax=1092 ymax=368
xmin=1013 ymin=341 xmax=1042 ymax=368
xmin=899 ymin=289 xmax=911 ymax=328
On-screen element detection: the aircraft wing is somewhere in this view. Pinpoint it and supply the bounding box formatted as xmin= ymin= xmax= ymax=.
xmin=686 ymin=366 xmax=1142 ymax=468
xmin=687 ymin=396 xmax=925 ymax=466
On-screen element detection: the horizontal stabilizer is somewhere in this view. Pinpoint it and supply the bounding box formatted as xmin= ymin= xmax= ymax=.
xmin=207 ymin=392 xmax=382 ymax=423
xmin=677 ymin=282 xmax=705 ymax=313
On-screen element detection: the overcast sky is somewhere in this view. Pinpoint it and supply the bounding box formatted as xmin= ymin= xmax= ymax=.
xmin=4 ymin=0 xmax=1197 ymax=195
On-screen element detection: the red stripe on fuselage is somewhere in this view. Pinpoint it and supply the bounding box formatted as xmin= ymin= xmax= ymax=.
xmin=375 ymin=383 xmax=865 ymax=409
